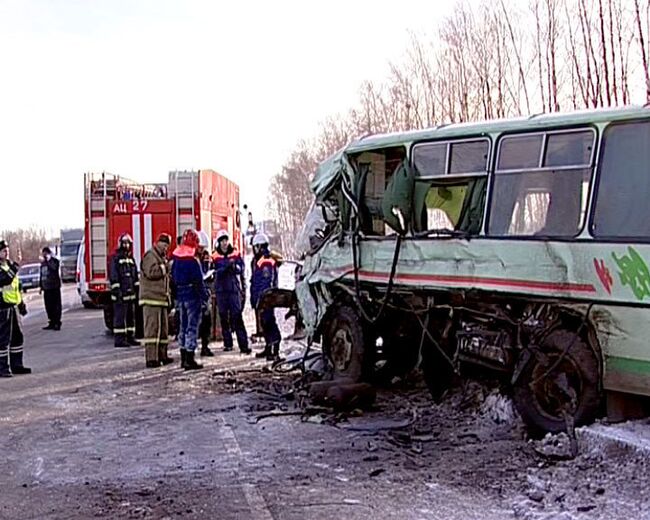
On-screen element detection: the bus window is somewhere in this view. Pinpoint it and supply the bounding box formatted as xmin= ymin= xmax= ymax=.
xmin=489 ymin=129 xmax=595 ymax=237
xmin=592 ymin=121 xmax=650 ymax=239
xmin=412 ymin=138 xmax=489 ymax=235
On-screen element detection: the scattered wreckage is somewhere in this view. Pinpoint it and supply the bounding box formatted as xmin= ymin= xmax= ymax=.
xmin=268 ymin=106 xmax=650 ymax=435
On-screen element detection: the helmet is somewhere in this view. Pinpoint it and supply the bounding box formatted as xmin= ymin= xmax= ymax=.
xmin=0 ymin=239 xmax=7 ymax=252
xmin=118 ymin=233 xmax=133 ymax=247
xmin=197 ymin=230 xmax=210 ymax=249
xmin=252 ymin=233 xmax=269 ymax=247
xmin=181 ymin=229 xmax=200 ymax=249
xmin=216 ymin=229 xmax=229 ymax=242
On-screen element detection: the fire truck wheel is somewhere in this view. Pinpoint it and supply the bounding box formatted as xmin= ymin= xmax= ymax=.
xmin=513 ymin=329 xmax=602 ymax=435
xmin=322 ymin=305 xmax=369 ymax=383
xmin=103 ymin=305 xmax=114 ymax=333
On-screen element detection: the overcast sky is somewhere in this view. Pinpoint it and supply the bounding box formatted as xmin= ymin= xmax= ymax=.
xmin=0 ymin=0 xmax=458 ymax=234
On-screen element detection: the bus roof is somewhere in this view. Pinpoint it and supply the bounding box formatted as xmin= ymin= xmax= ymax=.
xmin=346 ymin=105 xmax=650 ymax=153
xmin=311 ymin=105 xmax=650 ymax=197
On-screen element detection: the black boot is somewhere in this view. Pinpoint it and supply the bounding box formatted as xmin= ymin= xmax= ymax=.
xmin=145 ymin=360 xmax=160 ymax=369
xmin=184 ymin=350 xmax=203 ymax=370
xmin=256 ymin=344 xmax=272 ymax=359
xmin=180 ymin=349 xmax=188 ymax=368
xmin=200 ymin=340 xmax=214 ymax=357
xmin=42 ymin=323 xmax=55 ymax=330
xmin=223 ymin=345 xmax=233 ymax=352
xmin=266 ymin=342 xmax=280 ymax=362
xmin=10 ymin=352 xmax=31 ymax=374
xmin=0 ymin=356 xmax=12 ymax=377
xmin=161 ymin=356 xmax=174 ymax=365
xmin=127 ymin=336 xmax=140 ymax=346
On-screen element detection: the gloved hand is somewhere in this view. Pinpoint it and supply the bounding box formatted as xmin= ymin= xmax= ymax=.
xmin=17 ymin=302 xmax=27 ymax=316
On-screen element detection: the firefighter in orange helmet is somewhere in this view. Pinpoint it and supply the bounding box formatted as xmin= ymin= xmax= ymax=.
xmin=110 ymin=233 xmax=140 ymax=348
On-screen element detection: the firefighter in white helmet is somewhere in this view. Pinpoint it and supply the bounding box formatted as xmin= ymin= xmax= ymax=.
xmin=250 ymin=233 xmax=281 ymax=361
xmin=110 ymin=233 xmax=140 ymax=348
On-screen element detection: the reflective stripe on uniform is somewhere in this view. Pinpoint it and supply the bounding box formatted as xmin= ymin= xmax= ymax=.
xmin=122 ymin=295 xmax=136 ymax=301
xmin=140 ymin=338 xmax=169 ymax=345
xmin=118 ymin=258 xmax=135 ymax=265
xmin=111 ymin=283 xmax=120 ymax=289
xmin=139 ymin=299 xmax=168 ymax=307
xmin=0 ymin=264 xmax=21 ymax=305
xmin=114 ymin=328 xmax=127 ymax=333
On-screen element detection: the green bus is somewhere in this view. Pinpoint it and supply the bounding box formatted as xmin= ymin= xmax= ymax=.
xmin=292 ymin=106 xmax=650 ymax=434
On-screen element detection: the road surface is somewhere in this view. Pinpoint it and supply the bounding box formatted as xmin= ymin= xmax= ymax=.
xmin=1 ymin=285 xmax=649 ymax=519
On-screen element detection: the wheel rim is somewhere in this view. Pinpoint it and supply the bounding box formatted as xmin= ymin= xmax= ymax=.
xmin=529 ymin=354 xmax=584 ymax=422
xmin=330 ymin=326 xmax=353 ymax=373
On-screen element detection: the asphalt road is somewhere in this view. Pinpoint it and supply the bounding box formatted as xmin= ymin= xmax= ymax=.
xmin=1 ymin=286 xmax=649 ymax=519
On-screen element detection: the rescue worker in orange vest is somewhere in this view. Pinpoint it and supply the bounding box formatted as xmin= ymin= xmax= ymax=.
xmin=139 ymin=233 xmax=174 ymax=368
xmin=110 ymin=233 xmax=140 ymax=348
xmin=0 ymin=240 xmax=30 ymax=377
xmin=250 ymin=233 xmax=281 ymax=361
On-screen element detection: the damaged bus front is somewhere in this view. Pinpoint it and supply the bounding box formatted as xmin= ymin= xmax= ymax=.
xmin=292 ymin=106 xmax=650 ymax=434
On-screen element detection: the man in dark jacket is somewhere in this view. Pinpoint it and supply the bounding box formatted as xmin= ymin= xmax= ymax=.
xmin=0 ymin=240 xmax=30 ymax=377
xmin=213 ymin=230 xmax=250 ymax=354
xmin=250 ymin=233 xmax=281 ymax=361
xmin=39 ymin=246 xmax=62 ymax=330
xmin=110 ymin=233 xmax=139 ymax=348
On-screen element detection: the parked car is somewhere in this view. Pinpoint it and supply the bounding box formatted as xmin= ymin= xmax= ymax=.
xmin=76 ymin=239 xmax=95 ymax=308
xmin=18 ymin=263 xmax=40 ymax=292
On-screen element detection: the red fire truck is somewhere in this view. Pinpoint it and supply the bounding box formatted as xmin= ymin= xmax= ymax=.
xmin=83 ymin=170 xmax=242 ymax=331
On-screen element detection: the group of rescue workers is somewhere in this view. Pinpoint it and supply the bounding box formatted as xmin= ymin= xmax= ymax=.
xmin=109 ymin=228 xmax=282 ymax=370
xmin=0 ymin=228 xmax=282 ymax=376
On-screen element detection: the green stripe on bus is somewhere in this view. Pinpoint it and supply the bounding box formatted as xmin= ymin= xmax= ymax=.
xmin=606 ymin=356 xmax=650 ymax=376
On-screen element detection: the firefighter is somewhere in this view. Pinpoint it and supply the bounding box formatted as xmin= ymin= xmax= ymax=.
xmin=139 ymin=233 xmax=173 ymax=368
xmin=110 ymin=233 xmax=140 ymax=348
xmin=0 ymin=240 xmax=30 ymax=377
xmin=196 ymin=230 xmax=214 ymax=357
xmin=171 ymin=229 xmax=205 ymax=370
xmin=39 ymin=246 xmax=62 ymax=331
xmin=213 ymin=230 xmax=250 ymax=354
xmin=250 ymin=233 xmax=281 ymax=361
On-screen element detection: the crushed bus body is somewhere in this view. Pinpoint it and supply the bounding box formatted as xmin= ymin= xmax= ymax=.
xmin=281 ymin=106 xmax=650 ymax=434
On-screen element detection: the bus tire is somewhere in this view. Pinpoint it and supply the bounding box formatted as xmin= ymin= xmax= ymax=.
xmin=421 ymin=340 xmax=455 ymax=402
xmin=513 ymin=329 xmax=601 ymax=435
xmin=322 ymin=305 xmax=369 ymax=383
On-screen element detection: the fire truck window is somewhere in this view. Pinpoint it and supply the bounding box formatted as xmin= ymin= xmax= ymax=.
xmin=592 ymin=121 xmax=650 ymax=239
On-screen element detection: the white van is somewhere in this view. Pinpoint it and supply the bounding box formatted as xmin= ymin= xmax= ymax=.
xmin=76 ymin=239 xmax=95 ymax=308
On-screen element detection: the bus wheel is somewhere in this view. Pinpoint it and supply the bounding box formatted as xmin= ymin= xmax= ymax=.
xmin=513 ymin=330 xmax=601 ymax=435
xmin=322 ymin=305 xmax=368 ymax=383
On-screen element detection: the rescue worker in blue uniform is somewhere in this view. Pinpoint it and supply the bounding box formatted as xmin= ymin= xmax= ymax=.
xmin=171 ymin=229 xmax=206 ymax=370
xmin=197 ymin=231 xmax=215 ymax=357
xmin=213 ymin=230 xmax=251 ymax=354
xmin=110 ymin=233 xmax=140 ymax=348
xmin=0 ymin=240 xmax=30 ymax=377
xmin=250 ymin=233 xmax=281 ymax=361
